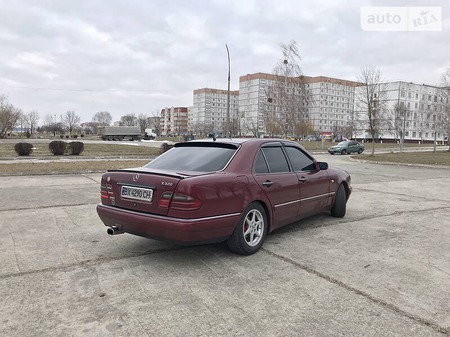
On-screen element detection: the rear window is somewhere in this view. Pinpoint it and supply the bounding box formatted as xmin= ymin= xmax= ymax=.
xmin=145 ymin=144 xmax=237 ymax=172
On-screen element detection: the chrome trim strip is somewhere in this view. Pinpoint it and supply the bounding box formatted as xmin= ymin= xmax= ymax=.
xmin=301 ymin=192 xmax=335 ymax=202
xmin=98 ymin=204 xmax=240 ymax=223
xmin=273 ymin=192 xmax=334 ymax=208
xmin=274 ymin=199 xmax=301 ymax=208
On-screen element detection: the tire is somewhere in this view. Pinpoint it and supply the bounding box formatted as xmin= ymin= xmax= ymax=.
xmin=331 ymin=184 xmax=347 ymax=218
xmin=358 ymin=149 xmax=363 ymax=154
xmin=226 ymin=202 xmax=267 ymax=255
xmin=330 ymin=152 xmax=334 ymax=155
xmin=341 ymin=149 xmax=347 ymax=155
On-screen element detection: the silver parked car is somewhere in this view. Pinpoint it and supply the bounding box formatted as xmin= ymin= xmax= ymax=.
xmin=328 ymin=140 xmax=364 ymax=155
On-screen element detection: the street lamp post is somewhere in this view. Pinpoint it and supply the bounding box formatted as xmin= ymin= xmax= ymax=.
xmin=226 ymin=44 xmax=231 ymax=138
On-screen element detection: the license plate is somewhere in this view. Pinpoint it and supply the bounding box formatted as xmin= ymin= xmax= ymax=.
xmin=121 ymin=186 xmax=153 ymax=202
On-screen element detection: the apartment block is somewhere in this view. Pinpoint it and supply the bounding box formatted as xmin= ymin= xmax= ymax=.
xmin=191 ymin=88 xmax=239 ymax=136
xmin=238 ymin=73 xmax=361 ymax=137
xmin=355 ymin=81 xmax=449 ymax=142
xmin=160 ymin=107 xmax=189 ymax=136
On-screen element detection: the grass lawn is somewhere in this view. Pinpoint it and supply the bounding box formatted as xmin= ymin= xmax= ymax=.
xmin=358 ymin=151 xmax=450 ymax=166
xmin=0 ymin=142 xmax=160 ymax=158
xmin=0 ymin=142 xmax=161 ymax=175
xmin=0 ymin=140 xmax=449 ymax=175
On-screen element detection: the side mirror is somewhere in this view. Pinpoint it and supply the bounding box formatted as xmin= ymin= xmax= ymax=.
xmin=318 ymin=162 xmax=328 ymax=170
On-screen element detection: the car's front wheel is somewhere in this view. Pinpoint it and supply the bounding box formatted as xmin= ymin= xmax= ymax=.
xmin=227 ymin=202 xmax=267 ymax=255
xmin=331 ymin=184 xmax=347 ymax=218
xmin=358 ymin=149 xmax=363 ymax=154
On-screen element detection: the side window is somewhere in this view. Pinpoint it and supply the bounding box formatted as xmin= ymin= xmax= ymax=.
xmin=284 ymin=146 xmax=315 ymax=172
xmin=261 ymin=146 xmax=290 ymax=173
xmin=255 ymin=150 xmax=269 ymax=174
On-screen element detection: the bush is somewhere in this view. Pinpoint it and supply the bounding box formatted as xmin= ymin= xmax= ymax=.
xmin=65 ymin=135 xmax=69 ymax=139
xmin=68 ymin=141 xmax=84 ymax=155
xmin=160 ymin=142 xmax=174 ymax=154
xmin=81 ymin=134 xmax=85 ymax=137
xmin=73 ymin=134 xmax=78 ymax=139
xmin=14 ymin=142 xmax=34 ymax=156
xmin=60 ymin=135 xmax=64 ymax=139
xmin=49 ymin=141 xmax=67 ymax=155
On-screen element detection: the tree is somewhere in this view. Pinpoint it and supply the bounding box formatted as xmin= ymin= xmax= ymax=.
xmin=266 ymin=40 xmax=311 ymax=138
xmin=147 ymin=111 xmax=161 ymax=136
xmin=137 ymin=114 xmax=149 ymax=134
xmin=0 ymin=95 xmax=22 ymax=138
xmin=23 ymin=111 xmax=40 ymax=138
xmin=393 ymin=102 xmax=408 ymax=152
xmin=92 ymin=111 xmax=112 ymax=126
xmin=355 ymin=66 xmax=390 ymax=156
xmin=440 ymin=68 xmax=450 ymax=151
xmin=61 ymin=110 xmax=80 ymax=135
xmin=120 ymin=114 xmax=137 ymax=126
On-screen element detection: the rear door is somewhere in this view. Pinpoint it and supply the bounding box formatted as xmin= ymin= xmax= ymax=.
xmin=348 ymin=141 xmax=358 ymax=153
xmin=253 ymin=142 xmax=300 ymax=228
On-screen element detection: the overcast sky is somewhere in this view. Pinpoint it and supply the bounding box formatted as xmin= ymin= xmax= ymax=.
xmin=0 ymin=0 xmax=449 ymax=124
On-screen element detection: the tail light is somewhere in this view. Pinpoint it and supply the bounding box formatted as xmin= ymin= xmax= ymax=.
xmin=100 ymin=183 xmax=113 ymax=201
xmin=158 ymin=192 xmax=202 ymax=211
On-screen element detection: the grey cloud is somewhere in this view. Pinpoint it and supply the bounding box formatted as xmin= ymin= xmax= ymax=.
xmin=0 ymin=0 xmax=449 ymax=123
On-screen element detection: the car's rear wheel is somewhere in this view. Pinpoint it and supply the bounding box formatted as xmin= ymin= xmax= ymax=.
xmin=341 ymin=149 xmax=347 ymax=155
xmin=331 ymin=184 xmax=347 ymax=218
xmin=227 ymin=202 xmax=267 ymax=255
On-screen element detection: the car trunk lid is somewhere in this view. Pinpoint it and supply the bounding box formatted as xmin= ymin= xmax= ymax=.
xmin=100 ymin=167 xmax=191 ymax=216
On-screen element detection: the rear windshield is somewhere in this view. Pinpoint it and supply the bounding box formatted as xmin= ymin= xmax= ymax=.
xmin=145 ymin=144 xmax=237 ymax=172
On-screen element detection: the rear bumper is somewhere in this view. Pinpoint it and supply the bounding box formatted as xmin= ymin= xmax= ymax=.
xmin=96 ymin=204 xmax=241 ymax=244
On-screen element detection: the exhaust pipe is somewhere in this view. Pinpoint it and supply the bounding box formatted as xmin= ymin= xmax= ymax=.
xmin=107 ymin=226 xmax=124 ymax=235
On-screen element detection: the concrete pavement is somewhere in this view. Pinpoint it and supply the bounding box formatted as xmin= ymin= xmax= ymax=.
xmin=0 ymin=155 xmax=449 ymax=336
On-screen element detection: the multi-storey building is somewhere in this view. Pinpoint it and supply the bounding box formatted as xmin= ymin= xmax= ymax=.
xmin=354 ymin=81 xmax=449 ymax=143
xmin=160 ymin=107 xmax=189 ymax=136
xmin=238 ymin=73 xmax=361 ymax=137
xmin=191 ymin=88 xmax=239 ymax=137
xmin=180 ymin=74 xmax=449 ymax=143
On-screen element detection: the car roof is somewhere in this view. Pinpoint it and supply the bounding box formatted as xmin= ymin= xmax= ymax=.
xmin=187 ymin=138 xmax=294 ymax=146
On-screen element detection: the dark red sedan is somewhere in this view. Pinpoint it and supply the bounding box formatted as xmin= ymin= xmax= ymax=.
xmin=97 ymin=138 xmax=351 ymax=255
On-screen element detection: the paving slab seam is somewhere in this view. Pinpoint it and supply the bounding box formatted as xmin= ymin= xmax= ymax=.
xmin=262 ymin=248 xmax=449 ymax=335
xmin=0 ymin=202 xmax=94 ymax=212
xmin=353 ymin=187 xmax=450 ymax=203
xmin=81 ymin=173 xmax=101 ymax=183
xmin=0 ymin=246 xmax=189 ymax=281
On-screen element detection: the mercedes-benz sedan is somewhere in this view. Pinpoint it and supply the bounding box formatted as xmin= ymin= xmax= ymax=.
xmin=97 ymin=138 xmax=352 ymax=255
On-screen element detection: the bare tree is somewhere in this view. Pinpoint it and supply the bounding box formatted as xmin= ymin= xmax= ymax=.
xmin=137 ymin=114 xmax=149 ymax=134
xmin=120 ymin=114 xmax=137 ymax=126
xmin=92 ymin=111 xmax=112 ymax=126
xmin=242 ymin=118 xmax=260 ymax=138
xmin=355 ymin=66 xmax=390 ymax=156
xmin=264 ymin=106 xmax=283 ymax=137
xmin=23 ymin=110 xmax=40 ymax=138
xmin=147 ymin=111 xmax=161 ymax=136
xmin=61 ymin=110 xmax=80 ymax=135
xmin=440 ymin=69 xmax=450 ymax=151
xmin=393 ymin=102 xmax=408 ymax=152
xmin=0 ymin=95 xmax=22 ymax=138
xmin=266 ymin=40 xmax=311 ymax=138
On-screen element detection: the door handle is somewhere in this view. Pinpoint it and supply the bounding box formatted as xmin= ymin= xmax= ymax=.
xmin=299 ymin=176 xmax=307 ymax=183
xmin=262 ymin=181 xmax=273 ymax=187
